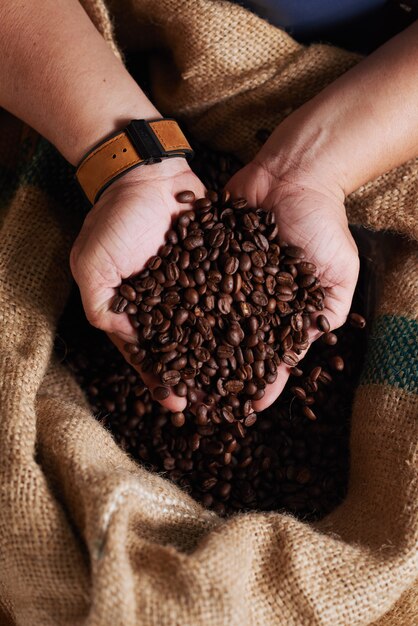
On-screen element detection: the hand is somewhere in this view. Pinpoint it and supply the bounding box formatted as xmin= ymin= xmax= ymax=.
xmin=70 ymin=158 xmax=205 ymax=411
xmin=226 ymin=159 xmax=359 ymax=411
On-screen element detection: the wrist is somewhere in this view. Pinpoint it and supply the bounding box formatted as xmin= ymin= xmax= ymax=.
xmin=253 ymin=111 xmax=347 ymax=206
xmin=63 ymin=92 xmax=161 ymax=166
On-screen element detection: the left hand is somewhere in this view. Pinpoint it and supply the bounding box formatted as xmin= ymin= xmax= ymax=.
xmin=226 ymin=159 xmax=359 ymax=411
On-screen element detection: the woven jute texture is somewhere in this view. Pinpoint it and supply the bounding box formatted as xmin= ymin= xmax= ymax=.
xmin=0 ymin=1 xmax=417 ymax=624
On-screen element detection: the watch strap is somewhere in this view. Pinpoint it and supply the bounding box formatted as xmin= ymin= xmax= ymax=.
xmin=75 ymin=119 xmax=193 ymax=204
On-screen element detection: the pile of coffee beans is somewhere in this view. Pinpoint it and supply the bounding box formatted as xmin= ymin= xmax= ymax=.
xmin=58 ymin=293 xmax=366 ymax=518
xmin=112 ymin=191 xmax=328 ymax=426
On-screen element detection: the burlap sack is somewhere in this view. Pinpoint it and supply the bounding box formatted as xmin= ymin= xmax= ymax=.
xmin=0 ymin=1 xmax=416 ymax=625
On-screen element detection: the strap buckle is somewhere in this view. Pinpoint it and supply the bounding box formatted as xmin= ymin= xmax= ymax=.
xmin=126 ymin=119 xmax=165 ymax=163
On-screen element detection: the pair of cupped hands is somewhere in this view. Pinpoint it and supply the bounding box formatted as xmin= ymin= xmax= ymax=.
xmin=70 ymin=134 xmax=359 ymax=413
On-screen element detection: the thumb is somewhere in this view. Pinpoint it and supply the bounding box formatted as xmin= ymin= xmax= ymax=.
xmin=70 ymin=242 xmax=138 ymax=343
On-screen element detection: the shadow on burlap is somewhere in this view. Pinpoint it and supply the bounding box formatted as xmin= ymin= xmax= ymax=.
xmin=0 ymin=1 xmax=416 ymax=624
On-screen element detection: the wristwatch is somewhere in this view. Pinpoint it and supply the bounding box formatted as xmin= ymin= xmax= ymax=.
xmin=75 ymin=118 xmax=194 ymax=205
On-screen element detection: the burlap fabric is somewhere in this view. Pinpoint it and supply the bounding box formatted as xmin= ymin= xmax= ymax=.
xmin=0 ymin=1 xmax=416 ymax=624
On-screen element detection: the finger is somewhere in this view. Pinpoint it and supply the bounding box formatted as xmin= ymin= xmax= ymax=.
xmin=253 ymin=300 xmax=353 ymax=412
xmin=252 ymin=362 xmax=292 ymax=412
xmin=252 ymin=320 xmax=323 ymax=412
xmin=252 ymin=339 xmax=312 ymax=412
xmin=109 ymin=334 xmax=187 ymax=412
xmin=82 ymin=286 xmax=138 ymax=343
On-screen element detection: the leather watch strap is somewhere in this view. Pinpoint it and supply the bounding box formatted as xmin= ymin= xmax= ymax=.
xmin=75 ymin=119 xmax=193 ymax=205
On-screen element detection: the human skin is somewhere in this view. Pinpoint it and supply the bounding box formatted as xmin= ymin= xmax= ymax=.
xmin=0 ymin=1 xmax=417 ymax=410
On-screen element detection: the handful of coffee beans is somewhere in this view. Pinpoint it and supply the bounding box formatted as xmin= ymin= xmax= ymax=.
xmin=111 ymin=191 xmax=328 ymax=426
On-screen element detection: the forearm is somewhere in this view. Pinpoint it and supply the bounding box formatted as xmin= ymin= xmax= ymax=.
xmin=0 ymin=0 xmax=158 ymax=165
xmin=259 ymin=21 xmax=418 ymax=197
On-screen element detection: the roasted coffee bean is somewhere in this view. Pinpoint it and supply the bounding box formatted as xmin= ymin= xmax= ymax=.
xmin=291 ymin=386 xmax=306 ymax=401
xmin=111 ymin=295 xmax=128 ymax=313
xmin=298 ymin=274 xmax=316 ymax=288
xmin=130 ymin=349 xmax=146 ymax=364
xmin=161 ymin=370 xmax=181 ymax=386
xmin=310 ymin=366 xmax=322 ymax=382
xmin=348 ymin=313 xmax=366 ymax=329
xmin=232 ymin=198 xmax=248 ymax=210
xmin=282 ymin=351 xmax=299 ymax=367
xmin=153 ymin=386 xmax=170 ymax=401
xmin=322 ymin=332 xmax=338 ymax=346
xmin=184 ymin=288 xmax=199 ymax=305
xmin=251 ymin=250 xmax=266 ymax=267
xmin=119 ymin=284 xmax=136 ymax=302
xmin=226 ymin=323 xmax=244 ymax=347
xmin=195 ymin=197 xmax=212 ymax=210
xmin=171 ymin=412 xmax=186 ymax=427
xmin=176 ymin=190 xmax=196 ymax=203
xmin=184 ymin=235 xmax=204 ymax=251
xmin=223 ymin=256 xmax=239 ymax=275
xmin=220 ymin=275 xmax=234 ymax=294
xmin=175 ymin=381 xmax=188 ymax=397
xmin=297 ymin=262 xmax=317 ymax=275
xmin=251 ymin=291 xmax=268 ymax=307
xmin=316 ymin=315 xmax=331 ymax=333
xmin=329 ymin=356 xmax=344 ymax=371
xmin=166 ymin=262 xmax=180 ymax=282
xmin=174 ymin=308 xmax=189 ymax=326
xmin=224 ymin=380 xmax=244 ymax=394
xmin=302 ymin=406 xmax=317 ymax=421
xmin=147 ymin=255 xmax=162 ymax=270
xmin=239 ymin=253 xmax=252 ymax=272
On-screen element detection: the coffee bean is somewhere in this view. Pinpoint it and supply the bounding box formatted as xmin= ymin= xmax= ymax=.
xmin=166 ymin=262 xmax=180 ymax=282
xmin=316 ymin=315 xmax=331 ymax=333
xmin=299 ymin=274 xmax=316 ymax=288
xmin=239 ymin=253 xmax=251 ymax=272
xmin=171 ymin=412 xmax=186 ymax=427
xmin=226 ymin=323 xmax=244 ymax=347
xmin=111 ymin=295 xmax=128 ymax=313
xmin=130 ymin=349 xmax=146 ymax=364
xmin=285 ymin=246 xmax=305 ymax=259
xmin=224 ymin=256 xmax=239 ymax=275
xmin=329 ymin=356 xmax=344 ymax=371
xmin=153 ymin=386 xmax=170 ymax=401
xmin=119 ymin=284 xmax=136 ymax=302
xmin=282 ymin=351 xmax=299 ymax=367
xmin=291 ymin=386 xmax=306 ymax=401
xmin=220 ymin=275 xmax=234 ymax=294
xmin=251 ymin=291 xmax=268 ymax=307
xmin=161 ymin=370 xmax=181 ymax=386
xmin=184 ymin=288 xmax=199 ymax=305
xmin=224 ymin=380 xmax=244 ymax=394
xmin=232 ymin=198 xmax=248 ymax=210
xmin=302 ymin=406 xmax=317 ymax=421
xmin=310 ymin=366 xmax=322 ymax=381
xmin=195 ymin=197 xmax=212 ymax=210
xmin=348 ymin=313 xmax=366 ymax=329
xmin=175 ymin=381 xmax=188 ymax=397
xmin=251 ymin=250 xmax=266 ymax=267
xmin=147 ymin=255 xmax=162 ymax=270
xmin=322 ymin=332 xmax=338 ymax=346
xmin=176 ymin=190 xmax=196 ymax=203
xmin=184 ymin=235 xmax=204 ymax=251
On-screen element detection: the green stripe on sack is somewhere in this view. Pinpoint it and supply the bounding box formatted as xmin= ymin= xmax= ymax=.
xmin=361 ymin=315 xmax=418 ymax=392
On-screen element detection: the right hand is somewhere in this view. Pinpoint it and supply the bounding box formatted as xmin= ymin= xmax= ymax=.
xmin=70 ymin=158 xmax=205 ymax=411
